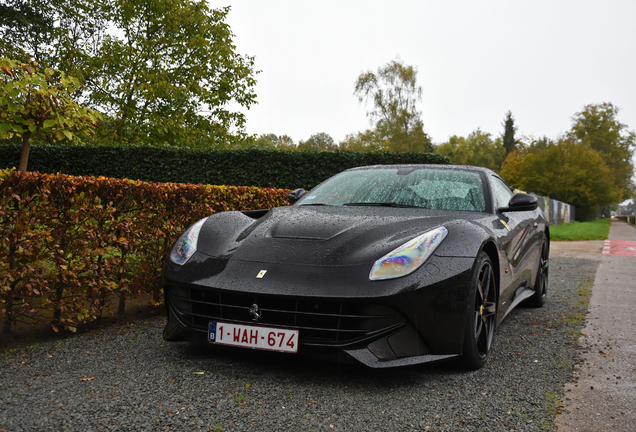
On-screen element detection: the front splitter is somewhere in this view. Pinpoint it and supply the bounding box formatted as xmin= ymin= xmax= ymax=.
xmin=344 ymin=347 xmax=460 ymax=368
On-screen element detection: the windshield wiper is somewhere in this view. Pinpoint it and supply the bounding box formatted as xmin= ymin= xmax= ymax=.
xmin=342 ymin=202 xmax=425 ymax=209
xmin=298 ymin=203 xmax=331 ymax=206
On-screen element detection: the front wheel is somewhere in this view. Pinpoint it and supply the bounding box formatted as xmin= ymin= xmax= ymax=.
xmin=462 ymin=252 xmax=497 ymax=370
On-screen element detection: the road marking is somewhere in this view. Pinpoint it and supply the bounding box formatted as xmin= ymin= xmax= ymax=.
xmin=602 ymin=240 xmax=636 ymax=257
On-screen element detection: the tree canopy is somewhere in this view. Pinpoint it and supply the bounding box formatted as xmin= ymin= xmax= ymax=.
xmin=248 ymin=134 xmax=296 ymax=150
xmin=568 ymin=102 xmax=635 ymax=199
xmin=354 ymin=59 xmax=432 ymax=153
xmin=502 ymin=111 xmax=518 ymax=155
xmin=500 ymin=138 xmax=621 ymax=220
xmin=435 ymin=129 xmax=506 ymax=172
xmin=338 ymin=130 xmax=382 ymax=152
xmin=0 ymin=0 xmax=257 ymax=148
xmin=0 ymin=59 xmax=101 ymax=171
xmin=298 ymin=132 xmax=337 ymax=151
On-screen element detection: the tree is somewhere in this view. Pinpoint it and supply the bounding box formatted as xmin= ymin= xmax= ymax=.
xmin=0 ymin=59 xmax=101 ymax=171
xmin=502 ymin=111 xmax=518 ymax=155
xmin=500 ymin=138 xmax=621 ymax=220
xmin=527 ymin=136 xmax=551 ymax=153
xmin=354 ymin=59 xmax=432 ymax=153
xmin=338 ymin=130 xmax=382 ymax=152
xmin=0 ymin=0 xmax=54 ymax=63
xmin=247 ymin=133 xmax=296 ymax=150
xmin=569 ymin=102 xmax=635 ymax=199
xmin=274 ymin=135 xmax=296 ymax=150
xmin=436 ymin=129 xmax=506 ymax=171
xmin=87 ymin=1 xmax=256 ymax=147
xmin=249 ymin=133 xmax=276 ymax=149
xmin=0 ymin=0 xmax=109 ymax=72
xmin=298 ymin=132 xmax=337 ymax=151
xmin=1 ymin=0 xmax=257 ymax=148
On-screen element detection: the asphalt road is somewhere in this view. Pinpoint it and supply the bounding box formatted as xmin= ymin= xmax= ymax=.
xmin=0 ymin=257 xmax=600 ymax=431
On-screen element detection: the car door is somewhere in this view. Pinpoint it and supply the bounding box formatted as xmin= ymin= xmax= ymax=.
xmin=490 ymin=176 xmax=538 ymax=306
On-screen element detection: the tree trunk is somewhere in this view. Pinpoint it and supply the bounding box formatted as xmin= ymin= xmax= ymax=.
xmin=2 ymin=243 xmax=18 ymax=334
xmin=2 ymin=306 xmax=12 ymax=334
xmin=117 ymin=292 xmax=126 ymax=318
xmin=18 ymin=131 xmax=32 ymax=172
xmin=52 ymin=237 xmax=67 ymax=325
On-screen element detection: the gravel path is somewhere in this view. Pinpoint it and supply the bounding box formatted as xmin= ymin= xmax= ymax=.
xmin=0 ymin=257 xmax=597 ymax=432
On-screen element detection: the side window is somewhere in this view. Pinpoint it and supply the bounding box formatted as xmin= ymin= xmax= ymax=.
xmin=491 ymin=176 xmax=514 ymax=209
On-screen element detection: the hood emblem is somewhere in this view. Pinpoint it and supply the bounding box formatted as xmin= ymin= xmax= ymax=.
xmin=256 ymin=270 xmax=267 ymax=279
xmin=249 ymin=304 xmax=261 ymax=322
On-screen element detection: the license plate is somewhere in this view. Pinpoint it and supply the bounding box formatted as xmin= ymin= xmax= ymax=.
xmin=208 ymin=321 xmax=298 ymax=353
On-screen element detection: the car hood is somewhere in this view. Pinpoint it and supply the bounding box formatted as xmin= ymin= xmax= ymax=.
xmin=196 ymin=205 xmax=490 ymax=266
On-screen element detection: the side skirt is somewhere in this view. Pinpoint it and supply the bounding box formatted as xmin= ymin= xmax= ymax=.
xmin=502 ymin=287 xmax=535 ymax=320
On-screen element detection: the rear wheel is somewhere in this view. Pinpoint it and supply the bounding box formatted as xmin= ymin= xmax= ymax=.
xmin=462 ymin=252 xmax=497 ymax=370
xmin=527 ymin=239 xmax=549 ymax=308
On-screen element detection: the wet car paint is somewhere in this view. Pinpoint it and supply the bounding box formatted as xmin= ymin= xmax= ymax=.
xmin=163 ymin=164 xmax=549 ymax=368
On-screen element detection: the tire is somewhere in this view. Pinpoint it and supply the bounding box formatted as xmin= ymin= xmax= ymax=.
xmin=462 ymin=252 xmax=497 ymax=370
xmin=526 ymin=238 xmax=549 ymax=308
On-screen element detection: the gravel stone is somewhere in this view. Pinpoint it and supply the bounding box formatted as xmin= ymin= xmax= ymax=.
xmin=0 ymin=257 xmax=597 ymax=431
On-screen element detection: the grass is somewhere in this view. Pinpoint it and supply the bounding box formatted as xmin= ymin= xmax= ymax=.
xmin=544 ymin=391 xmax=563 ymax=416
xmin=234 ymin=383 xmax=251 ymax=404
xmin=550 ymin=218 xmax=611 ymax=241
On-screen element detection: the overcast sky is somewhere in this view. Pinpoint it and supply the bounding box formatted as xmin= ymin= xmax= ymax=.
xmin=210 ymin=0 xmax=636 ymax=148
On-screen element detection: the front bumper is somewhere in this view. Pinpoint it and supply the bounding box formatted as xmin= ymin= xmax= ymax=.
xmin=162 ymin=254 xmax=474 ymax=368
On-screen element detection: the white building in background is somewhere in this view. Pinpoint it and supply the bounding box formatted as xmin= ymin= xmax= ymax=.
xmin=616 ymin=198 xmax=635 ymax=216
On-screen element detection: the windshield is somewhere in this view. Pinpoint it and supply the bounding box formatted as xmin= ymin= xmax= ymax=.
xmin=298 ymin=167 xmax=486 ymax=212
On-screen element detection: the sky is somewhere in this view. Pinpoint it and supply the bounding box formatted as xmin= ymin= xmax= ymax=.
xmin=210 ymin=0 xmax=636 ymax=149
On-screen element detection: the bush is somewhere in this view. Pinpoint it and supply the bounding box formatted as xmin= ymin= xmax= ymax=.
xmin=0 ymin=170 xmax=289 ymax=334
xmin=0 ymin=144 xmax=450 ymax=189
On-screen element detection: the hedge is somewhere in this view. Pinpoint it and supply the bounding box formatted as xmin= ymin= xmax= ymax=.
xmin=0 ymin=169 xmax=289 ymax=334
xmin=0 ymin=144 xmax=450 ymax=189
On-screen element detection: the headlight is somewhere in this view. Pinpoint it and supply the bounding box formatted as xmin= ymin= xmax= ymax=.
xmin=369 ymin=227 xmax=448 ymax=280
xmin=169 ymin=218 xmax=208 ymax=265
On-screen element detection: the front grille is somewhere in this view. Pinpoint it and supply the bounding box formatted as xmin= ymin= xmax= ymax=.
xmin=167 ymin=285 xmax=404 ymax=345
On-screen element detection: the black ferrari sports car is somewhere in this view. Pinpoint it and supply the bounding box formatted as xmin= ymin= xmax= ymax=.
xmin=163 ymin=164 xmax=549 ymax=369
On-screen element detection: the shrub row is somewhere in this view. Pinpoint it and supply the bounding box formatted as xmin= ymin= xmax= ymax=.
xmin=0 ymin=144 xmax=450 ymax=189
xmin=0 ymin=169 xmax=290 ymax=334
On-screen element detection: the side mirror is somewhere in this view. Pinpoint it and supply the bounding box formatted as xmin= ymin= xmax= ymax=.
xmin=499 ymin=193 xmax=538 ymax=212
xmin=288 ymin=188 xmax=307 ymax=204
